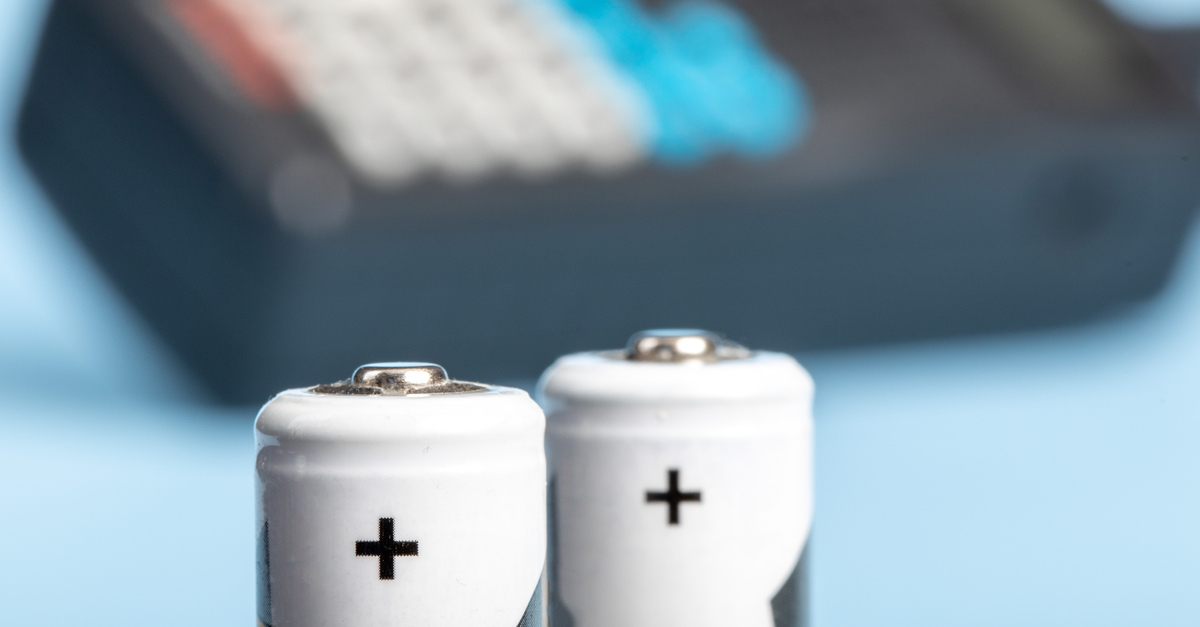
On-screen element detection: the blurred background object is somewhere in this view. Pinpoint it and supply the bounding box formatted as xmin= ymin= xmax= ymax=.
xmin=2 ymin=0 xmax=1199 ymax=626
xmin=1109 ymin=0 xmax=1200 ymax=107
xmin=17 ymin=0 xmax=1200 ymax=402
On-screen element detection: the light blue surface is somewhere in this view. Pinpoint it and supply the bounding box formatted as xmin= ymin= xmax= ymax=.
xmin=0 ymin=1 xmax=1197 ymax=625
xmin=808 ymin=267 xmax=1200 ymax=625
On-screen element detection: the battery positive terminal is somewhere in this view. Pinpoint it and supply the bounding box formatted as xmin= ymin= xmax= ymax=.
xmin=312 ymin=362 xmax=486 ymax=395
xmin=623 ymin=329 xmax=751 ymax=362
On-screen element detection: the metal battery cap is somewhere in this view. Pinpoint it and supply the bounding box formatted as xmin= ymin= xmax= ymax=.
xmin=313 ymin=362 xmax=486 ymax=395
xmin=624 ymin=329 xmax=750 ymax=362
xmin=354 ymin=363 xmax=447 ymax=388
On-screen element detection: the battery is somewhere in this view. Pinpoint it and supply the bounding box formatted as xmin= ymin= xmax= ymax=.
xmin=255 ymin=363 xmax=548 ymax=627
xmin=537 ymin=330 xmax=814 ymax=627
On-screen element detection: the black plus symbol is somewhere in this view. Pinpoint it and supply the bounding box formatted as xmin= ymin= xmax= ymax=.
xmin=355 ymin=518 xmax=418 ymax=580
xmin=646 ymin=469 xmax=702 ymax=525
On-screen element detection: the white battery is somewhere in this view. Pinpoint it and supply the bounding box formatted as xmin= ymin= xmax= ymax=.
xmin=255 ymin=363 xmax=548 ymax=627
xmin=537 ymin=330 xmax=814 ymax=627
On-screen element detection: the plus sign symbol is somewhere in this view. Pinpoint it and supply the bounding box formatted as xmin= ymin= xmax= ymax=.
xmin=646 ymin=469 xmax=702 ymax=525
xmin=355 ymin=518 xmax=418 ymax=580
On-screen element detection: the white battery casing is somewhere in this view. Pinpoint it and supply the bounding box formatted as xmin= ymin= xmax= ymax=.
xmin=538 ymin=351 xmax=814 ymax=627
xmin=255 ymin=385 xmax=547 ymax=627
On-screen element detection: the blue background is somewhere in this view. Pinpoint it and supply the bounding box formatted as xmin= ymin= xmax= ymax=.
xmin=0 ymin=1 xmax=1198 ymax=624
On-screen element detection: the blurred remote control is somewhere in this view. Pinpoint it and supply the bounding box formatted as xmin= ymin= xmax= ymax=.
xmin=19 ymin=0 xmax=1200 ymax=402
